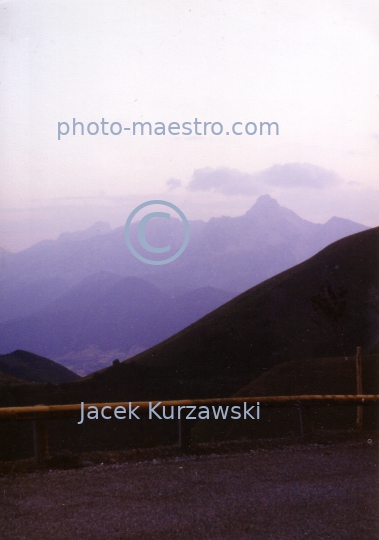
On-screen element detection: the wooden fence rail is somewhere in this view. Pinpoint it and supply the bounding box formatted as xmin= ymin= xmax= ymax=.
xmin=1 ymin=394 xmax=378 ymax=464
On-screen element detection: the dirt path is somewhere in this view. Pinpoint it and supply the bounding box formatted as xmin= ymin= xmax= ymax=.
xmin=0 ymin=444 xmax=378 ymax=540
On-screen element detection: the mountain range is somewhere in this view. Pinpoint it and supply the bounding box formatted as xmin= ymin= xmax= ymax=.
xmin=0 ymin=275 xmax=233 ymax=374
xmin=0 ymin=195 xmax=370 ymax=374
xmin=3 ymin=226 xmax=377 ymax=406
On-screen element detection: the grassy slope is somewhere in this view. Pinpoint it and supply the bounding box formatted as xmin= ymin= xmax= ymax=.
xmin=235 ymin=354 xmax=379 ymax=397
xmin=125 ymin=226 xmax=379 ymax=378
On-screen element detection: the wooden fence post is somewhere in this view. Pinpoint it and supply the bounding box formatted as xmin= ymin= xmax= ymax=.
xmin=356 ymin=346 xmax=363 ymax=430
xmin=33 ymin=419 xmax=49 ymax=464
xmin=178 ymin=417 xmax=192 ymax=452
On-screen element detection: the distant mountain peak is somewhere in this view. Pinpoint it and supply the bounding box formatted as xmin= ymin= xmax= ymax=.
xmin=244 ymin=194 xmax=281 ymax=218
xmin=319 ymin=215 xmax=369 ymax=238
xmin=254 ymin=194 xmax=279 ymax=207
xmin=325 ymin=216 xmax=360 ymax=226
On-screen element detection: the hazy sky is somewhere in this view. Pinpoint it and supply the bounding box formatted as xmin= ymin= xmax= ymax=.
xmin=1 ymin=0 xmax=378 ymax=251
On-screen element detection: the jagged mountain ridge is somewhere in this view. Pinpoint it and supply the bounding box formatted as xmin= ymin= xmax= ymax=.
xmin=4 ymin=226 xmax=376 ymax=404
xmin=0 ymin=195 xmax=368 ymax=324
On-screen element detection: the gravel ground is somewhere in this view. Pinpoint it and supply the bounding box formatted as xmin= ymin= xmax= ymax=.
xmin=0 ymin=444 xmax=378 ymax=540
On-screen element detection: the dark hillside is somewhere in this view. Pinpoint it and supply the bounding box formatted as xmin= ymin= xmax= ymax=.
xmin=0 ymin=370 xmax=25 ymax=385
xmin=113 ymin=226 xmax=378 ymax=398
xmin=235 ymin=354 xmax=379 ymax=397
xmin=0 ymin=350 xmax=80 ymax=384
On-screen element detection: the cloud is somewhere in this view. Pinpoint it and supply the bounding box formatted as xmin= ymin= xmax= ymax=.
xmin=187 ymin=167 xmax=261 ymax=196
xmin=166 ymin=178 xmax=182 ymax=190
xmin=255 ymin=163 xmax=342 ymax=189
xmin=186 ymin=163 xmax=341 ymax=196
